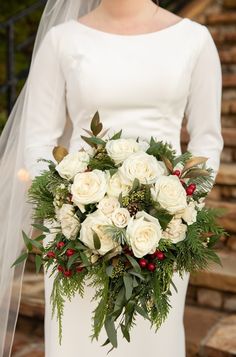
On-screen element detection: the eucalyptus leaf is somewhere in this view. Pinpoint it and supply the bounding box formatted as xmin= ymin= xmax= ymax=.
xmin=104 ymin=318 xmax=118 ymax=348
xmin=125 ymin=254 xmax=141 ymax=273
xmin=31 ymin=223 xmax=50 ymax=233
xmin=35 ymin=255 xmax=42 ymax=273
xmin=11 ymin=252 xmax=28 ymax=268
xmin=123 ymin=273 xmax=133 ymax=300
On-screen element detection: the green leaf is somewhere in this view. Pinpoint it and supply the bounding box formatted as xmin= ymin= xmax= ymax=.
xmin=81 ymin=136 xmax=106 ymax=147
xmin=30 ymin=239 xmax=43 ymax=250
xmin=104 ymin=318 xmax=118 ymax=348
xmin=123 ymin=273 xmax=133 ymax=300
xmin=35 ymin=255 xmax=42 ymax=273
xmin=106 ymin=265 xmax=114 ymax=277
xmin=22 ymin=231 xmax=33 ymax=251
xmin=31 ymin=223 xmax=50 ymax=233
xmin=125 ymin=254 xmax=141 ymax=273
xmin=67 ymin=253 xmax=80 ymax=270
xmin=135 ymin=305 xmax=150 ymax=320
xmin=80 ymin=251 xmax=90 ymax=267
xmin=110 ymin=130 xmax=122 ymax=140
xmin=11 ymin=252 xmax=28 ymax=268
xmin=121 ymin=323 xmax=130 ymax=342
xmin=114 ymin=286 xmax=125 ymax=310
xmin=93 ymin=232 xmax=101 ymax=250
xmin=131 ymin=178 xmax=140 ymax=192
xmin=128 ymin=269 xmax=146 ymax=281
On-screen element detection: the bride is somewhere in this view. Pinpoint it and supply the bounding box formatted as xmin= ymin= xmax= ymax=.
xmin=0 ymin=0 xmax=224 ymax=356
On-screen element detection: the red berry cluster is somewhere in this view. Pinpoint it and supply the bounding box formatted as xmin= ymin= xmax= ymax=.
xmin=46 ymin=242 xmax=83 ymax=278
xmin=172 ymin=170 xmax=196 ymax=196
xmin=138 ymin=250 xmax=165 ymax=272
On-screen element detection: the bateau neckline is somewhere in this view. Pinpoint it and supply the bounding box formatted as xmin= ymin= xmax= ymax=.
xmin=70 ymin=17 xmax=190 ymax=38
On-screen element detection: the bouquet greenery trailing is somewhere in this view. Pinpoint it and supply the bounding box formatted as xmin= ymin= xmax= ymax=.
xmin=13 ymin=111 xmax=227 ymax=351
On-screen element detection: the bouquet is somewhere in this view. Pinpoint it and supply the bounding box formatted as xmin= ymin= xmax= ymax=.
xmin=13 ymin=111 xmax=227 ymax=351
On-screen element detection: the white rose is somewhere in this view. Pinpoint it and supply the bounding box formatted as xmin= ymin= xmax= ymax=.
xmin=55 ymin=151 xmax=90 ymax=180
xmin=126 ymin=211 xmax=162 ymax=258
xmin=80 ymin=210 xmax=120 ymax=255
xmin=107 ymin=171 xmax=132 ymax=198
xmin=105 ymin=138 xmax=140 ymax=164
xmin=151 ymin=175 xmax=187 ymax=214
xmin=181 ymin=201 xmax=197 ymax=225
xmin=119 ymin=152 xmax=165 ymax=185
xmin=71 ymin=169 xmax=108 ymax=205
xmin=162 ymin=218 xmax=187 ymax=244
xmin=58 ymin=204 xmax=80 ymax=240
xmin=97 ymin=196 xmax=120 ymax=217
xmin=112 ymin=208 xmax=131 ymax=228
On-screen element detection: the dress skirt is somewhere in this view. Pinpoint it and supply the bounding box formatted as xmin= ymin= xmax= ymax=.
xmin=43 ymin=221 xmax=190 ymax=357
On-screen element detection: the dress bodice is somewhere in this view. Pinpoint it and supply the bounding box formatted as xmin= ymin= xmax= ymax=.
xmin=24 ymin=17 xmax=224 ymax=181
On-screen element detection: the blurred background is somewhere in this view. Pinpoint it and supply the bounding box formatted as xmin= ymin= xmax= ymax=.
xmin=0 ymin=0 xmax=236 ymax=356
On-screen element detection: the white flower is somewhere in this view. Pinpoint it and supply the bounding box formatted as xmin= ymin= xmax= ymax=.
xmin=55 ymin=151 xmax=90 ymax=180
xmin=97 ymin=196 xmax=120 ymax=217
xmin=71 ymin=169 xmax=108 ymax=205
xmin=111 ymin=208 xmax=131 ymax=228
xmin=80 ymin=210 xmax=120 ymax=255
xmin=107 ymin=171 xmax=132 ymax=198
xmin=105 ymin=138 xmax=140 ymax=164
xmin=162 ymin=218 xmax=187 ymax=244
xmin=195 ymin=197 xmax=205 ymax=211
xmin=58 ymin=204 xmax=80 ymax=240
xmin=126 ymin=211 xmax=162 ymax=258
xmin=181 ymin=201 xmax=197 ymax=225
xmin=151 ymin=175 xmax=187 ymax=214
xmin=119 ymin=152 xmax=165 ymax=185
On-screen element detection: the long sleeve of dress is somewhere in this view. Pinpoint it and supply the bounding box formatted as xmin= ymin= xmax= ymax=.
xmin=184 ymin=26 xmax=224 ymax=183
xmin=24 ymin=27 xmax=67 ymax=180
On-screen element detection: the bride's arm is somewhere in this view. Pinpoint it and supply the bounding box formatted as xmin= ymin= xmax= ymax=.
xmin=23 ymin=27 xmax=67 ymax=180
xmin=184 ymin=26 xmax=224 ymax=184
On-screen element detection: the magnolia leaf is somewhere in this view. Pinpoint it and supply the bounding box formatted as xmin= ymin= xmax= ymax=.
xmin=80 ymin=135 xmax=96 ymax=148
xmin=91 ymin=111 xmax=103 ymax=136
xmin=82 ymin=128 xmax=93 ymax=136
xmin=182 ymin=156 xmax=208 ymax=174
xmin=182 ymin=168 xmax=210 ymax=178
xmin=161 ymin=156 xmax=173 ymax=173
xmin=99 ymin=128 xmax=110 ymax=139
xmin=53 ymin=146 xmax=68 ymax=163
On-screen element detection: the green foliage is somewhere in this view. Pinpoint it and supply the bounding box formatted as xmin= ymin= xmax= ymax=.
xmin=147 ymin=137 xmax=176 ymax=163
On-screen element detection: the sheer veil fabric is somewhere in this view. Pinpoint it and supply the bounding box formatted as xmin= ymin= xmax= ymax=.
xmin=0 ymin=1 xmax=101 ymax=355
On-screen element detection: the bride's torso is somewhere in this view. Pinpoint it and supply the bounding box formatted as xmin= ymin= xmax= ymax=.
xmin=51 ymin=18 xmax=206 ymax=155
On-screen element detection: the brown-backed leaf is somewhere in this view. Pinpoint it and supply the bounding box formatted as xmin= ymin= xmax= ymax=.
xmin=91 ymin=111 xmax=103 ymax=136
xmin=82 ymin=128 xmax=93 ymax=136
xmin=52 ymin=146 xmax=68 ymax=163
xmin=99 ymin=128 xmax=110 ymax=139
xmin=182 ymin=156 xmax=208 ymax=174
xmin=162 ymin=156 xmax=173 ymax=173
xmin=182 ymin=168 xmax=210 ymax=178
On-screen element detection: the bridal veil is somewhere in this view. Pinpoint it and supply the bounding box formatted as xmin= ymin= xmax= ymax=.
xmin=0 ymin=1 xmax=101 ymax=355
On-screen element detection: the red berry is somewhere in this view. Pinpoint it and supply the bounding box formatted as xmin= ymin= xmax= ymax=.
xmin=139 ymin=258 xmax=148 ymax=268
xmin=64 ymin=270 xmax=73 ymax=277
xmin=57 ymin=265 xmax=64 ymax=272
xmin=186 ymin=186 xmax=194 ymax=196
xmin=57 ymin=241 xmax=65 ymax=249
xmin=66 ymin=249 xmax=75 ymax=257
xmin=76 ymin=266 xmax=84 ymax=273
xmin=47 ymin=251 xmax=56 ymax=259
xmin=188 ymin=183 xmax=196 ymax=193
xmin=147 ymin=262 xmax=156 ymax=272
xmin=155 ymin=251 xmax=165 ymax=260
xmin=173 ymin=170 xmax=181 ymax=177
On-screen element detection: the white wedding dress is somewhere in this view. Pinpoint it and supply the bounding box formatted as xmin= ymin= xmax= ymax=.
xmin=23 ymin=17 xmax=223 ymax=357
